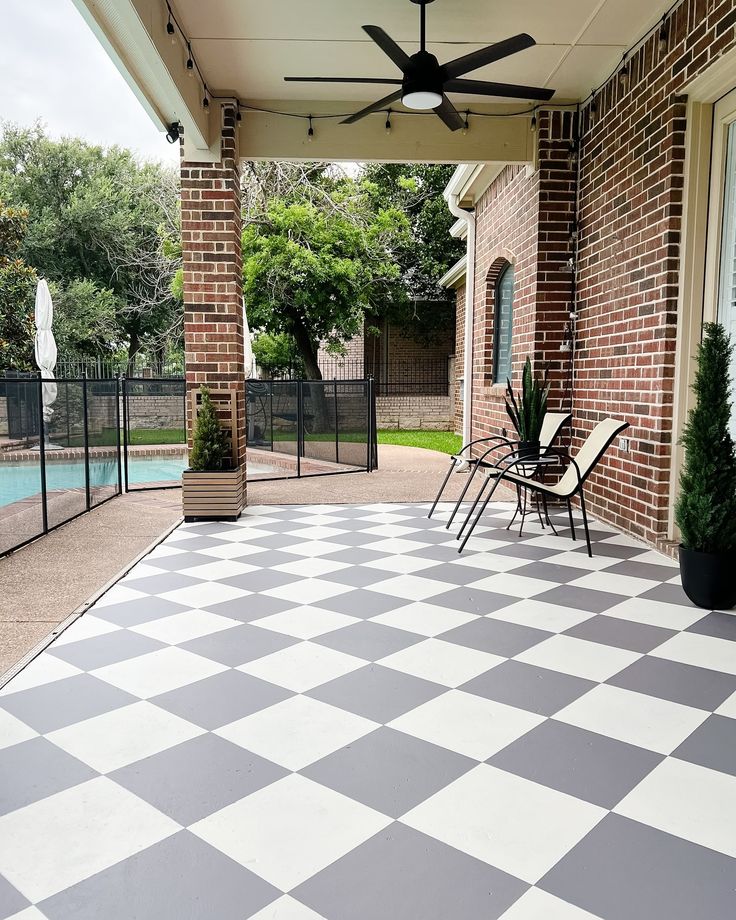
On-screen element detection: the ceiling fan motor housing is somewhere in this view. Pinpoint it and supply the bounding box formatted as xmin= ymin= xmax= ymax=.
xmin=402 ymin=51 xmax=444 ymax=109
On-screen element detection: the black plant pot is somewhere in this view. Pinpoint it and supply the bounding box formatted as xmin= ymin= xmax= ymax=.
xmin=679 ymin=545 xmax=736 ymax=610
xmin=518 ymin=440 xmax=540 ymax=460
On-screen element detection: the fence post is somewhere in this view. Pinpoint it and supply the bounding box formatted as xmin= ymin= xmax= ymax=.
xmin=296 ymin=379 xmax=303 ymax=478
xmin=121 ymin=375 xmax=129 ymax=492
xmin=82 ymin=373 xmax=91 ymax=511
xmin=37 ymin=373 xmax=49 ymax=534
xmin=366 ymin=376 xmax=373 ymax=473
xmin=115 ymin=374 xmax=123 ymax=496
xmin=334 ymin=379 xmax=339 ymax=465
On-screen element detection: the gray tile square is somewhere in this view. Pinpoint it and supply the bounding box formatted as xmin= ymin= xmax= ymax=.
xmin=672 ymin=715 xmax=736 ymax=777
xmin=639 ymin=582 xmax=696 ymax=606
xmin=40 ymin=830 xmax=279 ymax=920
xmin=94 ymin=597 xmax=188 ymax=627
xmin=123 ymin=572 xmax=204 ymax=594
xmin=513 ymin=561 xmax=591 ymax=584
xmin=607 ymin=559 xmax=682 ymax=582
xmin=325 ymin=531 xmax=386 ymax=547
xmin=533 ymin=584 xmax=625 ymax=613
xmin=686 ymin=611 xmax=736 ymax=641
xmin=461 ymin=660 xmax=595 ymax=716
xmin=294 ymin=822 xmax=526 ymax=920
xmin=441 ymin=617 xmax=550 ymax=657
xmin=169 ymin=534 xmax=234 ymax=551
xmin=0 ymin=873 xmax=28 ymax=920
xmin=606 ymin=656 xmax=736 ymax=710
xmin=221 ymin=569 xmax=302 ymax=592
xmin=302 ymin=727 xmax=474 ymax=818
xmin=151 ymin=668 xmax=291 ymax=730
xmin=206 ymin=593 xmax=294 ymax=622
xmin=322 ymin=547 xmax=393 ymax=565
xmin=317 ymin=590 xmax=408 ymax=618
xmin=308 ymin=664 xmax=445 ymax=723
xmin=410 ymin=544 xmax=483 ymax=561
xmin=243 ymin=550 xmax=309 ymax=569
xmin=540 ymin=813 xmax=736 ymax=920
xmin=492 ymin=543 xmax=557 ymax=560
xmin=321 ymin=566 xmax=397 ymax=588
xmin=146 ymin=551 xmax=214 ymax=572
xmin=490 ymin=719 xmax=662 ymax=808
xmin=430 ymin=587 xmax=516 ymax=616
xmin=0 ymin=737 xmax=97 ymax=816
xmin=563 ymin=614 xmax=675 ymax=653
xmin=250 ymin=533 xmax=314 ymax=550
xmin=180 ymin=623 xmax=298 ymax=667
xmin=414 ymin=563 xmax=489 ymax=585
xmin=573 ymin=541 xmax=647 ymax=560
xmin=1 ymin=674 xmax=136 ymax=733
xmin=47 ymin=630 xmax=165 ymax=670
xmin=315 ymin=621 xmax=422 ymax=661
xmin=111 ymin=733 xmax=287 ymax=824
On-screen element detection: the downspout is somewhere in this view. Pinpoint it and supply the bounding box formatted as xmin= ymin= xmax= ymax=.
xmin=447 ymin=195 xmax=476 ymax=449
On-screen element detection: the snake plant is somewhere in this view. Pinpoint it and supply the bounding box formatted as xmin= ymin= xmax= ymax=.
xmin=505 ymin=357 xmax=550 ymax=444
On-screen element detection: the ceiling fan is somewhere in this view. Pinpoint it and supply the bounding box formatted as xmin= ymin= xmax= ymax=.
xmin=284 ymin=0 xmax=554 ymax=131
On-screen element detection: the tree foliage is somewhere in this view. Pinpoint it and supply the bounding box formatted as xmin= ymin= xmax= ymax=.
xmin=0 ymin=122 xmax=180 ymax=364
xmin=0 ymin=202 xmax=36 ymax=371
xmin=675 ymin=322 xmax=736 ymax=552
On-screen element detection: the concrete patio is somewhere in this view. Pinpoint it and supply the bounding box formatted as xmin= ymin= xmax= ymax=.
xmin=1 ymin=501 xmax=734 ymax=919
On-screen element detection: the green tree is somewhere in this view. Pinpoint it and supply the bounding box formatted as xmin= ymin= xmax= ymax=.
xmin=190 ymin=387 xmax=229 ymax=471
xmin=242 ymin=184 xmax=409 ymax=380
xmin=0 ymin=202 xmax=36 ymax=371
xmin=0 ymin=122 xmax=180 ymax=364
xmin=675 ymin=322 xmax=736 ymax=552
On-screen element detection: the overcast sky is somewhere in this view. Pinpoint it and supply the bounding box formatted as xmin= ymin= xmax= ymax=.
xmin=0 ymin=0 xmax=179 ymax=164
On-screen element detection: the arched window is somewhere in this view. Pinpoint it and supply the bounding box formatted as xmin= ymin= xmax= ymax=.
xmin=493 ymin=263 xmax=514 ymax=384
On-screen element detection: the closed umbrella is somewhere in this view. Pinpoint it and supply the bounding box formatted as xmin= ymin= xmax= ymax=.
xmin=34 ymin=279 xmax=58 ymax=439
xmin=243 ymin=298 xmax=255 ymax=379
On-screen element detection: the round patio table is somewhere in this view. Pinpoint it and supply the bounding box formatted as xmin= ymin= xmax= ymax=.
xmin=502 ymin=453 xmax=560 ymax=537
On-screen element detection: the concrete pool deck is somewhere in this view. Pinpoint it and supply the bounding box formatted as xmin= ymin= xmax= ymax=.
xmin=1 ymin=446 xmax=511 ymax=680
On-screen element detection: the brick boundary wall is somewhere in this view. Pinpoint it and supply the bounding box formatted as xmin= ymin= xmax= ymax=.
xmin=180 ymin=106 xmax=246 ymax=473
xmin=458 ymin=0 xmax=736 ymax=548
xmin=376 ymin=395 xmax=452 ymax=431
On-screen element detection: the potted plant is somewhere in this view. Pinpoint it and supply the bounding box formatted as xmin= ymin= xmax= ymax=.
xmin=675 ymin=322 xmax=736 ymax=610
xmin=182 ymin=386 xmax=244 ymax=522
xmin=505 ymin=357 xmax=550 ymax=459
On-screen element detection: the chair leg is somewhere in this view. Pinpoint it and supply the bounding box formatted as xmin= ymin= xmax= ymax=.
xmin=458 ymin=475 xmax=504 ymax=553
xmin=428 ymin=459 xmax=455 ymax=519
xmin=457 ymin=472 xmax=495 ymax=540
xmin=446 ymin=461 xmax=482 ymax=530
xmin=579 ymin=489 xmax=593 ymax=558
xmin=567 ymin=499 xmax=576 ymax=541
xmin=541 ymin=494 xmax=558 ymax=536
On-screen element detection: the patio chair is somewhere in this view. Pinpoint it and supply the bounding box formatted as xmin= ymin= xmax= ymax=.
xmin=427 ymin=411 xmax=571 ymax=528
xmin=456 ymin=416 xmax=629 ymax=557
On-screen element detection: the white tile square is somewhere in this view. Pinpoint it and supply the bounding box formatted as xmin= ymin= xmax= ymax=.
xmin=716 ymin=690 xmax=736 ymax=718
xmin=176 ymin=559 xmax=258 ymax=581
xmin=160 ymin=581 xmax=249 ymax=609
xmin=196 ymin=542 xmax=268 ymax=560
xmin=361 ymin=555 xmax=438 ymax=574
xmin=451 ymin=552 xmax=532 ymax=573
xmin=122 ymin=563 xmax=166 ymax=580
xmin=130 ymin=609 xmax=239 ymax=644
xmin=569 ymin=571 xmax=658 ymax=597
xmin=48 ymin=700 xmax=204 ymax=773
xmin=92 ymin=647 xmax=227 ymax=698
xmin=288 ymin=526 xmax=348 ymax=541
xmin=0 ymin=655 xmax=81 ymax=698
xmin=238 ymin=642 xmax=365 ymax=692
xmin=217 ymin=695 xmax=378 ymax=770
xmin=272 ymin=558 xmax=351 ymax=577
xmin=471 ymin=572 xmax=558 ymax=598
xmin=0 ymin=777 xmax=178 ymax=902
xmin=254 ymin=606 xmax=359 ymax=640
xmin=357 ymin=512 xmax=413 ymax=524
xmin=389 ymin=690 xmax=543 ymax=761
xmin=361 ymin=538 xmax=429 ymax=555
xmin=262 ymin=578 xmax=352 ymax=605
xmin=276 ymin=540 xmax=347 ymax=558
xmin=52 ymin=614 xmax=121 ymax=647
xmin=650 ymin=632 xmax=736 ymax=676
xmin=541 ymin=551 xmax=618 ymax=572
xmin=602 ymin=597 xmax=706 ymax=631
xmin=401 ymin=764 xmax=605 ymax=884
xmin=371 ymin=602 xmax=478 ymax=637
xmin=498 ymin=887 xmax=602 ymax=919
xmin=615 ymin=757 xmax=736 ymax=857
xmin=0 ymin=709 xmax=37 ymax=750
xmin=368 ymin=575 xmax=454 ymax=602
xmin=379 ymin=639 xmax=503 ymax=688
xmin=92 ymin=585 xmax=146 ymax=608
xmin=191 ymin=773 xmax=390 ymax=890
xmin=484 ymin=600 xmax=594 ymax=633
xmin=362 ymin=524 xmax=418 ymax=538
xmin=4 ymin=908 xmax=51 ymax=920
xmin=248 ymin=896 xmax=327 ymax=920
xmin=515 ymin=634 xmax=640 ymax=682
xmin=554 ymin=684 xmax=709 ymax=754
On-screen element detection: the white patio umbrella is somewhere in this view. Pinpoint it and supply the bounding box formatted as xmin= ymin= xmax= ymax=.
xmin=34 ymin=279 xmax=57 ymax=424
xmin=243 ymin=298 xmax=255 ymax=379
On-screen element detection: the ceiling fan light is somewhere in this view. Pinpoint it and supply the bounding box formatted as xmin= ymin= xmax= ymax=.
xmin=402 ymin=90 xmax=442 ymax=110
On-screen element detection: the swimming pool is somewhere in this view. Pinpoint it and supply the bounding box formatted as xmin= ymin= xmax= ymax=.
xmin=0 ymin=456 xmax=188 ymax=507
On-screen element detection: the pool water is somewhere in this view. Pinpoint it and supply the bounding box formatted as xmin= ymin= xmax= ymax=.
xmin=0 ymin=457 xmax=188 ymax=507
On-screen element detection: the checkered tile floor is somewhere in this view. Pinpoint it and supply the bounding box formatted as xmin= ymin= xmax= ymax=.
xmin=1 ymin=502 xmax=736 ymax=920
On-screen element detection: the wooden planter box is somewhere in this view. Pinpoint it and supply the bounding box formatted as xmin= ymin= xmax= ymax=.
xmin=182 ymin=467 xmax=244 ymax=522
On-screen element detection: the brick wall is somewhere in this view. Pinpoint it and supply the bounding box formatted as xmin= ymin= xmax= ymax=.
xmin=458 ymin=0 xmax=736 ymax=547
xmin=181 ymin=106 xmax=246 ymax=470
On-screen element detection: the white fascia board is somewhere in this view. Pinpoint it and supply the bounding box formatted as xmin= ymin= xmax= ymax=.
xmin=440 ymin=256 xmax=467 ymax=289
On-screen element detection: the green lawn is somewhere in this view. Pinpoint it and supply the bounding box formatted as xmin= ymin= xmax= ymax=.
xmin=74 ymin=428 xmax=185 ymax=447
xmin=377 ymin=429 xmax=462 ymax=455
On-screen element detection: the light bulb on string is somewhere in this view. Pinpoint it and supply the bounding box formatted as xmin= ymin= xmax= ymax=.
xmin=385 ymin=110 xmax=392 ymax=135
xmin=618 ymin=56 xmax=629 ymax=89
xmin=307 ymin=116 xmax=314 ymax=142
xmin=658 ymin=19 xmax=669 ymax=53
xmin=166 ymin=16 xmax=176 ymax=43
xmin=186 ymin=44 xmax=194 ymax=75
xmin=462 ymin=112 xmax=470 ymax=136
xmin=530 ymin=113 xmax=537 ymax=132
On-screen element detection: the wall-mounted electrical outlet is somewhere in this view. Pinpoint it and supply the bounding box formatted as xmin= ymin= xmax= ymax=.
xmin=619 ymin=437 xmax=630 ymax=452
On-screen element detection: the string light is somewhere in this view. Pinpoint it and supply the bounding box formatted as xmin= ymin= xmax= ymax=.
xmin=236 ymin=105 xmax=242 ymax=122
xmin=618 ymin=55 xmax=629 ymax=89
xmin=462 ymin=111 xmax=470 ymax=135
xmin=530 ymin=113 xmax=537 ymax=132
xmin=307 ymin=115 xmax=314 ymax=141
xmin=385 ymin=110 xmax=392 ymax=135
xmin=202 ymin=91 xmax=209 ymax=111
xmin=567 ymin=141 xmax=577 ymax=169
xmin=186 ymin=43 xmax=194 ymax=75
xmin=166 ymin=16 xmax=176 ymax=42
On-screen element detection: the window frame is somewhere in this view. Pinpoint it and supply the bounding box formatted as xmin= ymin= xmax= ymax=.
xmin=492 ymin=261 xmax=514 ymax=385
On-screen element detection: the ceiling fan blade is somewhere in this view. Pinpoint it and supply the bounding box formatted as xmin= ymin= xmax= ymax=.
xmin=445 ymin=78 xmax=554 ymax=101
xmin=434 ymin=95 xmax=464 ymax=132
xmin=285 ymin=77 xmax=403 ymax=85
xmin=443 ymin=33 xmax=536 ymax=79
xmin=341 ymin=90 xmax=403 ymax=125
xmin=363 ymin=25 xmax=410 ymax=70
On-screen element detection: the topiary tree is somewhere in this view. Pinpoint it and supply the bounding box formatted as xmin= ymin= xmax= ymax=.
xmin=189 ymin=387 xmax=229 ymax=472
xmin=675 ymin=322 xmax=736 ymax=552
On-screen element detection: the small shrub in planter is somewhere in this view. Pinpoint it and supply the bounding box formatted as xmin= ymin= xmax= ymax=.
xmin=505 ymin=357 xmax=550 ymax=458
xmin=182 ymin=387 xmax=244 ymax=522
xmin=675 ymin=322 xmax=736 ymax=609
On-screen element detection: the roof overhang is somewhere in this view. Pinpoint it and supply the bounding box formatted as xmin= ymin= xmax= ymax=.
xmin=440 ymin=256 xmax=468 ymax=289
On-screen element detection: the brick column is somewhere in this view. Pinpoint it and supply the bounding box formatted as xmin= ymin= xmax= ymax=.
xmin=180 ymin=106 xmax=246 ymax=480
